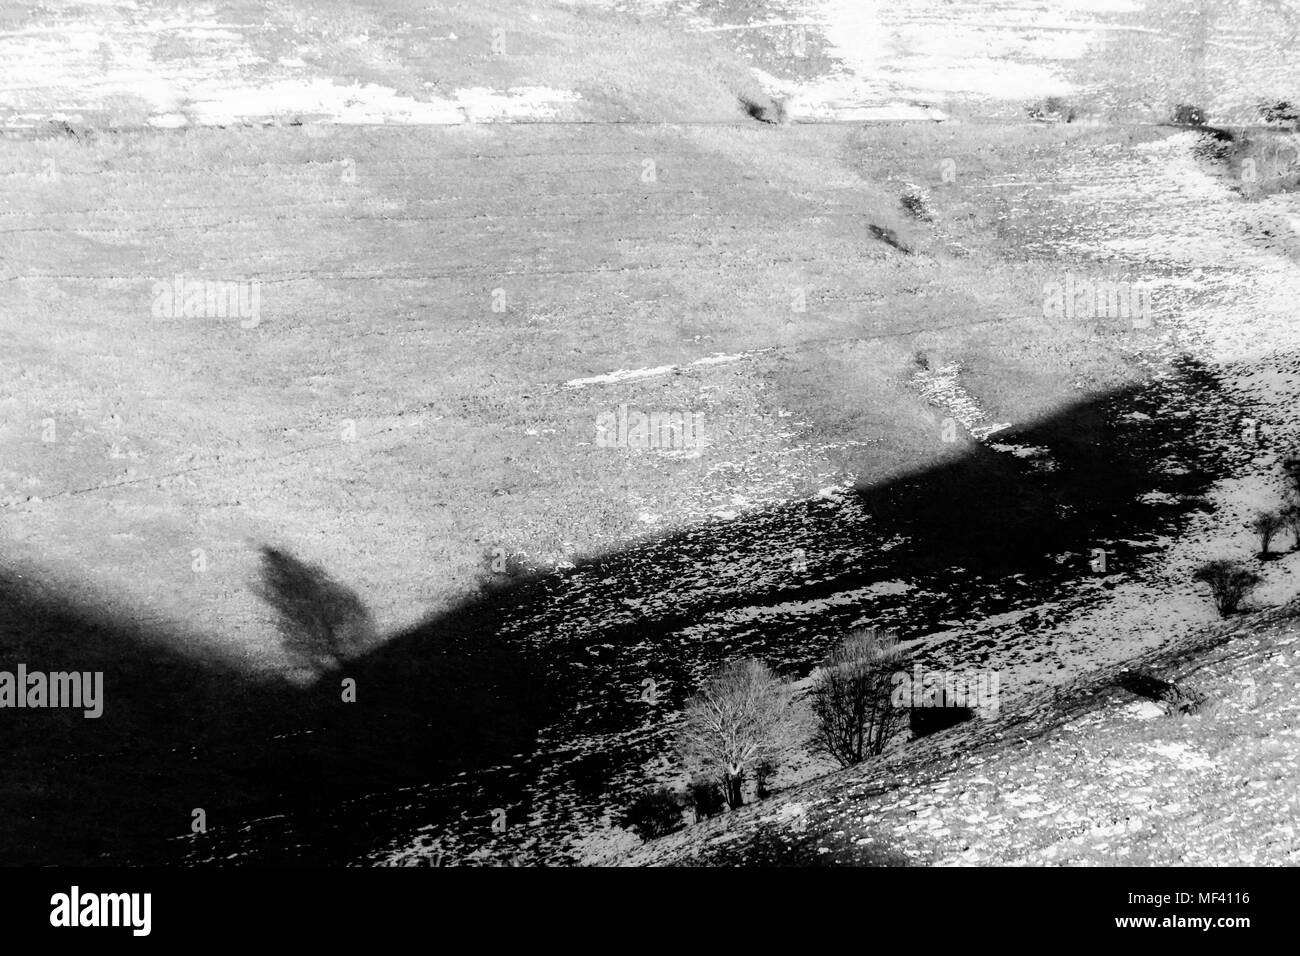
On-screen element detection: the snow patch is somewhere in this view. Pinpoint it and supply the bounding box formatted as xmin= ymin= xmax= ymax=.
xmin=0 ymin=9 xmax=578 ymax=127
xmin=561 ymin=351 xmax=767 ymax=389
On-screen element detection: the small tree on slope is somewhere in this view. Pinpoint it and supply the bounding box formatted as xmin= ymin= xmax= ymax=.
xmin=676 ymin=659 xmax=793 ymax=811
xmin=1193 ymin=559 xmax=1262 ymax=616
xmin=809 ymin=627 xmax=907 ymax=767
xmin=1250 ymin=510 xmax=1286 ymax=557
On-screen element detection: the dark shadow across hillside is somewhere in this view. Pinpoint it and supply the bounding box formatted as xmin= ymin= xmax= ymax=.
xmin=0 ymin=354 xmax=1254 ymax=864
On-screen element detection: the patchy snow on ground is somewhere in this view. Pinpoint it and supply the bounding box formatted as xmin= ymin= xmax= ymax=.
xmin=911 ymin=362 xmax=1013 ymax=440
xmin=723 ymin=0 xmax=1151 ymax=120
xmin=0 ymin=5 xmax=579 ymax=127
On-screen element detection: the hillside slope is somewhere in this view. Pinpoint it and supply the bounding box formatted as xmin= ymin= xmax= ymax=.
xmin=617 ymin=603 xmax=1300 ymax=866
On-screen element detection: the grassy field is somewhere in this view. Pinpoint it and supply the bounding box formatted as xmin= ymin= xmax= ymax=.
xmin=0 ymin=116 xmax=1156 ymax=672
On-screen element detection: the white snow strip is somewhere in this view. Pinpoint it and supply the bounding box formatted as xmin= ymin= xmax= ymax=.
xmin=561 ymin=351 xmax=768 ymax=389
xmin=693 ymin=20 xmax=824 ymax=32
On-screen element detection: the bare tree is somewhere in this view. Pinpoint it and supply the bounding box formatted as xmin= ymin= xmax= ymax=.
xmin=1193 ymin=559 xmax=1262 ymax=616
xmin=675 ymin=659 xmax=793 ymax=810
xmin=809 ymin=627 xmax=907 ymax=767
xmin=1250 ymin=510 xmax=1287 ymax=556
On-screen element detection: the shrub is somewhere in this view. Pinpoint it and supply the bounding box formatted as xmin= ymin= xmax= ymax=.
xmin=809 ymin=627 xmax=907 ymax=767
xmin=619 ymin=786 xmax=685 ymax=841
xmin=1193 ymin=559 xmax=1262 ymax=616
xmin=685 ymin=777 xmax=726 ymax=822
xmin=39 ymin=119 xmax=93 ymax=141
xmin=868 ymin=223 xmax=911 ymax=253
xmin=900 ymin=184 xmax=934 ymax=222
xmin=738 ymin=94 xmax=788 ymax=125
xmin=1117 ymin=667 xmax=1209 ymax=716
xmin=1250 ymin=510 xmax=1287 ymax=556
xmin=255 ymin=546 xmax=378 ymax=674
xmin=676 ymin=659 xmax=794 ymax=810
xmin=1259 ymin=100 xmax=1299 ymax=128
xmin=1027 ymin=97 xmax=1074 ymax=122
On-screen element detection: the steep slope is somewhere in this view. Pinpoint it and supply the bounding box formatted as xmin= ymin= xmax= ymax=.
xmin=617 ymin=602 xmax=1300 ymax=866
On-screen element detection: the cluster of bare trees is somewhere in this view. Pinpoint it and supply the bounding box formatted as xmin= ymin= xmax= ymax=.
xmin=620 ymin=627 xmax=911 ymax=839
xmin=627 ymin=445 xmax=1300 ymax=839
xmin=674 ymin=628 xmax=909 ymax=809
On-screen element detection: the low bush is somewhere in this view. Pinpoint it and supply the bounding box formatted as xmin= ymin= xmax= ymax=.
xmin=1173 ymin=104 xmax=1206 ymax=127
xmin=1117 ymin=667 xmax=1208 ymax=716
xmin=1027 ymin=96 xmax=1075 ymax=122
xmin=1259 ymin=100 xmax=1299 ymax=128
xmin=685 ymin=777 xmax=726 ymax=822
xmin=1250 ymin=510 xmax=1287 ymax=556
xmin=619 ymin=786 xmax=686 ymax=840
xmin=1193 ymin=559 xmax=1262 ymax=616
xmin=900 ymin=184 xmax=934 ymax=222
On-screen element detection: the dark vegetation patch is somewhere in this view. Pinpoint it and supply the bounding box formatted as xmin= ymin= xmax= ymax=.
xmin=1116 ymin=666 xmax=1209 ymax=715
xmin=1027 ymin=96 xmax=1075 ymax=122
xmin=900 ymin=185 xmax=934 ymax=222
xmin=868 ymin=223 xmax=912 ymax=253
xmin=619 ymin=786 xmax=687 ymax=840
xmin=255 ymin=547 xmax=379 ymax=674
xmin=738 ymin=94 xmax=787 ymax=125
xmin=36 ymin=119 xmax=94 ymax=141
xmin=1173 ymin=103 xmax=1207 ymax=127
xmin=909 ymin=697 xmax=976 ymax=738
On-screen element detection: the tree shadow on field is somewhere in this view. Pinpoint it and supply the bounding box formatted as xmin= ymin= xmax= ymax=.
xmin=0 ymin=355 xmax=1251 ymax=865
xmin=0 ymin=567 xmax=556 ymax=865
